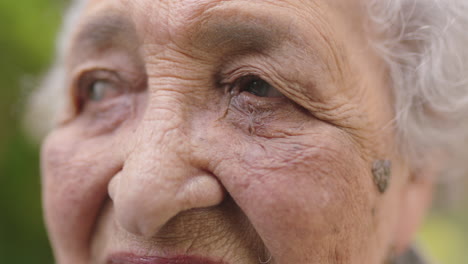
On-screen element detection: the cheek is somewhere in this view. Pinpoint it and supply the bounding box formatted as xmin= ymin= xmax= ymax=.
xmin=213 ymin=127 xmax=377 ymax=262
xmin=41 ymin=130 xmax=122 ymax=261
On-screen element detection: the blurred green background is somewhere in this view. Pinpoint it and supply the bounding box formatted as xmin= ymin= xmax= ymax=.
xmin=0 ymin=1 xmax=466 ymax=263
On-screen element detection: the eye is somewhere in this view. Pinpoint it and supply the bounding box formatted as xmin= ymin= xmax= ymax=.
xmin=76 ymin=70 xmax=124 ymax=110
xmin=87 ymin=80 xmax=120 ymax=102
xmin=237 ymin=76 xmax=284 ymax=98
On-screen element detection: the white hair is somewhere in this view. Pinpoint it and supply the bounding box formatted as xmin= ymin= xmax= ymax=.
xmin=367 ymin=0 xmax=468 ymax=181
xmin=26 ymin=0 xmax=468 ymax=180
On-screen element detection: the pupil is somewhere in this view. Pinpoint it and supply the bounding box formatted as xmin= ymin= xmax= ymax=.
xmin=90 ymin=81 xmax=107 ymax=101
xmin=247 ymin=79 xmax=269 ymax=97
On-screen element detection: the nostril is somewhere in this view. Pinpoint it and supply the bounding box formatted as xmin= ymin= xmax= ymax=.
xmin=108 ymin=168 xmax=125 ymax=203
xmin=107 ymin=174 xmax=119 ymax=202
xmin=177 ymin=174 xmax=226 ymax=210
xmin=107 ymin=173 xmax=141 ymax=235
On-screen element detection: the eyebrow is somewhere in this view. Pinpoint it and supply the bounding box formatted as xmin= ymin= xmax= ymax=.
xmin=69 ymin=13 xmax=138 ymax=64
xmin=69 ymin=10 xmax=325 ymax=74
xmin=189 ymin=15 xmax=294 ymax=56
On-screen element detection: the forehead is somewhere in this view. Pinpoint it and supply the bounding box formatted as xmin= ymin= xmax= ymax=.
xmin=70 ymin=0 xmax=367 ymax=65
xmin=78 ymin=0 xmax=366 ymax=36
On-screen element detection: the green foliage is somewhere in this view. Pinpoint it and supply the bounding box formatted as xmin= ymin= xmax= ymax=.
xmin=418 ymin=203 xmax=468 ymax=264
xmin=0 ymin=0 xmax=62 ymax=263
xmin=418 ymin=212 xmax=468 ymax=264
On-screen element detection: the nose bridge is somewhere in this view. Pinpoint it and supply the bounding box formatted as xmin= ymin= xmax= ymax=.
xmin=110 ymin=99 xmax=225 ymax=237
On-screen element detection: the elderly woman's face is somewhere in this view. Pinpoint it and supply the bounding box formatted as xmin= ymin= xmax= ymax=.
xmin=41 ymin=0 xmax=432 ymax=263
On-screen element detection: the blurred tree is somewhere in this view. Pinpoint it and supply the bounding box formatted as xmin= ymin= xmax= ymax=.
xmin=0 ymin=0 xmax=63 ymax=263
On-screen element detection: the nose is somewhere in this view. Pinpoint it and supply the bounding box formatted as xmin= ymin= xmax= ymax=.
xmin=108 ymin=109 xmax=225 ymax=237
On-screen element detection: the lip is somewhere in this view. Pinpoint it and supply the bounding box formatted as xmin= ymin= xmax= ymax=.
xmin=107 ymin=253 xmax=227 ymax=264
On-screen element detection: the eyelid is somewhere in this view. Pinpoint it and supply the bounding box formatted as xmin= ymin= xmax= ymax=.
xmin=73 ymin=69 xmax=125 ymax=112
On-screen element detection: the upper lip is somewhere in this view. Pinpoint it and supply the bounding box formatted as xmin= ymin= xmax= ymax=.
xmin=107 ymin=253 xmax=227 ymax=264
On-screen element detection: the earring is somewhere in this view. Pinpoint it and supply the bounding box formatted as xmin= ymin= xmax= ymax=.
xmin=258 ymin=252 xmax=272 ymax=264
xmin=372 ymin=160 xmax=392 ymax=194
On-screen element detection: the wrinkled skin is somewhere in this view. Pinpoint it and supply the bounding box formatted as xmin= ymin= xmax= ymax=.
xmin=41 ymin=0 xmax=434 ymax=263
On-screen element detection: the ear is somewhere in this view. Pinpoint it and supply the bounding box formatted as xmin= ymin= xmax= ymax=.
xmin=393 ymin=169 xmax=435 ymax=255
